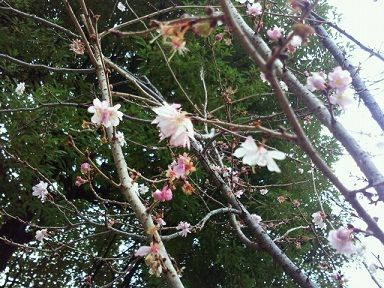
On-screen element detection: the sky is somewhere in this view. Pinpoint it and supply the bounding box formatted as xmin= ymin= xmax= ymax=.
xmin=324 ymin=0 xmax=384 ymax=286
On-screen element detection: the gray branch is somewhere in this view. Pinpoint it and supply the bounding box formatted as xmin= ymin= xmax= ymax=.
xmin=0 ymin=53 xmax=94 ymax=74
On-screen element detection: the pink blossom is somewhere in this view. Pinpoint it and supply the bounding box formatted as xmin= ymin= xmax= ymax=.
xmin=306 ymin=72 xmax=327 ymax=91
xmin=32 ymin=181 xmax=49 ymax=203
xmin=169 ymin=37 xmax=189 ymax=56
xmin=152 ymin=102 xmax=194 ymax=149
xmin=312 ymin=211 xmax=326 ymax=229
xmin=166 ymin=154 xmax=196 ymax=179
xmin=88 ymin=98 xmax=123 ymax=128
xmin=233 ymin=136 xmax=285 ymax=173
xmin=251 ymin=214 xmax=262 ymax=224
xmin=328 ymin=66 xmax=352 ymax=93
xmin=152 ymin=185 xmax=173 ymax=202
xmin=267 ymin=26 xmax=283 ymax=41
xmin=327 ymin=227 xmax=356 ymax=255
xmin=69 ymin=39 xmax=85 ymax=55
xmin=35 ymin=229 xmax=48 ymax=244
xmin=154 ymin=217 xmax=166 ymax=226
xmin=135 ymin=242 xmax=160 ymax=257
xmin=177 ymin=221 xmax=191 ymax=237
xmin=247 ymin=3 xmax=262 ymax=17
xmin=75 ymin=176 xmax=87 ymax=187
xmin=80 ymin=162 xmax=90 ymax=174
xmin=329 ymin=88 xmax=354 ymax=109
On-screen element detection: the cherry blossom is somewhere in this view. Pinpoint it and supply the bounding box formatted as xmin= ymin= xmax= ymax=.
xmin=306 ymin=72 xmax=327 ymax=92
xmin=235 ymin=190 xmax=244 ymax=198
xmin=117 ymin=2 xmax=126 ymax=12
xmin=289 ymin=35 xmax=302 ymax=48
xmin=166 ymin=153 xmax=196 ymax=179
xmin=177 ymin=221 xmax=191 ymax=237
xmin=152 ymin=102 xmax=194 ymax=149
xmin=32 ymin=181 xmax=49 ymax=202
xmin=259 ymin=188 xmax=268 ymax=195
xmin=154 ymin=217 xmax=166 ymax=226
xmin=88 ymin=98 xmax=123 ymax=128
xmin=182 ymin=181 xmax=194 ymax=195
xmin=75 ymin=176 xmax=87 ymax=187
xmin=246 ymin=3 xmax=262 ymax=17
xmin=15 ymin=82 xmax=25 ymax=95
xmin=115 ymin=131 xmax=127 ymax=146
xmin=138 ymin=184 xmax=149 ymax=195
xmin=327 ymin=227 xmax=356 ymax=255
xmin=35 ymin=229 xmax=48 ymax=244
xmin=233 ymin=136 xmax=285 ymax=173
xmin=312 ymin=211 xmax=326 ymax=229
xmin=80 ymin=162 xmax=90 ymax=174
xmin=328 ymin=66 xmax=352 ymax=93
xmin=135 ymin=242 xmax=160 ymax=257
xmin=152 ymin=185 xmax=173 ymax=202
xmin=329 ymin=88 xmax=354 ymax=109
xmin=267 ymin=26 xmax=283 ymax=41
xmin=169 ymin=36 xmax=189 ymax=56
xmin=69 ymin=39 xmax=85 ymax=55
xmin=251 ymin=214 xmax=262 ymax=224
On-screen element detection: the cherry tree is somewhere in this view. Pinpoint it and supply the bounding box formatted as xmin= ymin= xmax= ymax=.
xmin=0 ymin=0 xmax=384 ymax=287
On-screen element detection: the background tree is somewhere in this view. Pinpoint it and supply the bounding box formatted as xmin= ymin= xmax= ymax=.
xmin=0 ymin=0 xmax=383 ymax=287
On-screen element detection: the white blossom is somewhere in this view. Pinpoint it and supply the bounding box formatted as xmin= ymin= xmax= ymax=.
xmin=233 ymin=136 xmax=285 ymax=173
xmin=15 ymin=82 xmax=25 ymax=95
xmin=117 ymin=2 xmax=126 ymax=12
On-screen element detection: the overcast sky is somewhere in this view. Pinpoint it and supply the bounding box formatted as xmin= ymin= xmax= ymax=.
xmin=325 ymin=1 xmax=384 ymax=286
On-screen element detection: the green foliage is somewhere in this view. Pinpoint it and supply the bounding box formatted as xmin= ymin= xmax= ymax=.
xmin=0 ymin=0 xmax=351 ymax=287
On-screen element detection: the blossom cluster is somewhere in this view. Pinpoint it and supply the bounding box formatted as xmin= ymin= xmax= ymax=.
xmin=306 ymin=66 xmax=354 ymax=109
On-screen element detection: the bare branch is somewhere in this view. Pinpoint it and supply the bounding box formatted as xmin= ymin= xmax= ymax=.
xmin=0 ymin=53 xmax=94 ymax=74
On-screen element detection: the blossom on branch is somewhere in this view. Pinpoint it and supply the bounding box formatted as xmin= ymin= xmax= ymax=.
xmin=327 ymin=227 xmax=356 ymax=255
xmin=32 ymin=181 xmax=49 ymax=202
xmin=328 ymin=66 xmax=352 ymax=93
xmin=246 ymin=3 xmax=262 ymax=17
xmin=306 ymin=72 xmax=327 ymax=92
xmin=152 ymin=102 xmax=194 ymax=149
xmin=177 ymin=221 xmax=191 ymax=237
xmin=267 ymin=26 xmax=283 ymax=41
xmin=87 ymin=98 xmax=123 ymax=128
xmin=80 ymin=163 xmax=91 ymax=174
xmin=251 ymin=214 xmax=262 ymax=224
xmin=166 ymin=153 xmax=196 ymax=180
xmin=69 ymin=39 xmax=85 ymax=55
xmin=75 ymin=176 xmax=87 ymax=187
xmin=233 ymin=136 xmax=286 ymax=173
xmin=259 ymin=188 xmax=268 ymax=195
xmin=152 ymin=185 xmax=173 ymax=202
xmin=117 ymin=2 xmax=126 ymax=12
xmin=312 ymin=211 xmax=326 ymax=229
xmin=15 ymin=82 xmax=25 ymax=95
xmin=135 ymin=242 xmax=160 ymax=257
xmin=35 ymin=229 xmax=48 ymax=244
xmin=329 ymin=88 xmax=354 ymax=109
